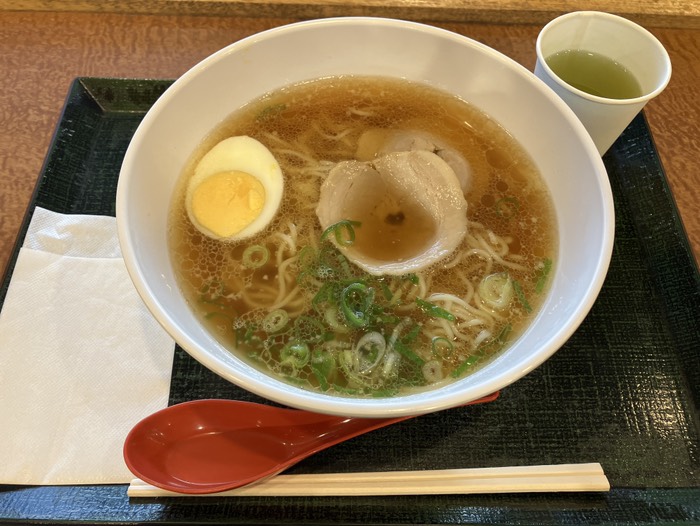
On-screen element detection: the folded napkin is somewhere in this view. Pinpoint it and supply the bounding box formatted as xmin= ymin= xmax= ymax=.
xmin=0 ymin=207 xmax=175 ymax=485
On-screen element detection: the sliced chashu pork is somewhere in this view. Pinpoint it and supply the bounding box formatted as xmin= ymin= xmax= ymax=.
xmin=316 ymin=150 xmax=468 ymax=275
xmin=356 ymin=129 xmax=472 ymax=194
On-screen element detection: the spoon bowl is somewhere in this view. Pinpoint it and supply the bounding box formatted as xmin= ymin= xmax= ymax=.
xmin=124 ymin=395 xmax=498 ymax=494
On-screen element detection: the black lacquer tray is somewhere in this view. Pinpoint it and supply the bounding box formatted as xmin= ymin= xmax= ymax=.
xmin=0 ymin=78 xmax=698 ymax=525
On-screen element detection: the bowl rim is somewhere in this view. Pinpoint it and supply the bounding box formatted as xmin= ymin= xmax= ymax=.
xmin=117 ymin=16 xmax=615 ymax=417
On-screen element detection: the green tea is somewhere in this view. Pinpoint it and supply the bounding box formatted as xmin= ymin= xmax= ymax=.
xmin=546 ymin=49 xmax=643 ymax=99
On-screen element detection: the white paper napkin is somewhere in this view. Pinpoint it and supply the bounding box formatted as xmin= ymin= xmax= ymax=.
xmin=0 ymin=207 xmax=175 ymax=485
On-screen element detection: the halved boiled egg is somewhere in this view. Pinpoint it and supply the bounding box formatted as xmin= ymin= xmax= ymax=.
xmin=185 ymin=136 xmax=284 ymax=241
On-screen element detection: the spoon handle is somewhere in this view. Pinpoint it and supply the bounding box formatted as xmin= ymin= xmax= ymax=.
xmin=287 ymin=391 xmax=500 ymax=453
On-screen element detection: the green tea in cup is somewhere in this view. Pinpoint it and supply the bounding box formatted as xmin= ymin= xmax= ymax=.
xmin=535 ymin=11 xmax=671 ymax=154
xmin=545 ymin=49 xmax=643 ymax=100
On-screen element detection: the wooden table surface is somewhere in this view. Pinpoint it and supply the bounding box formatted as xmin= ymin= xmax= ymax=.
xmin=1 ymin=8 xmax=698 ymax=282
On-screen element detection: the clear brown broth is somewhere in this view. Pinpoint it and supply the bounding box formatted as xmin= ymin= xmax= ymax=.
xmin=169 ymin=76 xmax=557 ymax=397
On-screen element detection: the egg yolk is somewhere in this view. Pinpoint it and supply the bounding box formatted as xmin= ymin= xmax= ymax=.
xmin=190 ymin=170 xmax=266 ymax=238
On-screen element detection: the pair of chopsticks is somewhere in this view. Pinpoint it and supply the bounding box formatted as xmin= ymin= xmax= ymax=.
xmin=128 ymin=463 xmax=609 ymax=497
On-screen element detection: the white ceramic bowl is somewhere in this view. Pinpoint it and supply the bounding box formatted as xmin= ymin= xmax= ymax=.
xmin=117 ymin=17 xmax=614 ymax=417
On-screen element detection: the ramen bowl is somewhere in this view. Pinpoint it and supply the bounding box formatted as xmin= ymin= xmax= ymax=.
xmin=117 ymin=17 xmax=614 ymax=417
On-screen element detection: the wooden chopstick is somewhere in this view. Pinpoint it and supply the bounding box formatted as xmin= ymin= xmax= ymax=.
xmin=127 ymin=463 xmax=609 ymax=497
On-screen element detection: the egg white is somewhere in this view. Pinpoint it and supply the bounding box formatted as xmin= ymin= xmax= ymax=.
xmin=185 ymin=136 xmax=284 ymax=241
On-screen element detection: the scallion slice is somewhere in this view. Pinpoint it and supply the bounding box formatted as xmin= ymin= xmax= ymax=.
xmin=494 ymin=196 xmax=520 ymax=219
xmin=535 ymin=258 xmax=553 ymax=293
xmin=422 ymin=359 xmax=443 ymax=383
xmin=310 ymin=349 xmax=336 ymax=391
xmin=512 ymin=280 xmax=532 ymax=313
xmin=451 ymin=354 xmax=480 ymax=378
xmin=354 ymin=331 xmax=387 ymax=373
xmin=280 ymin=340 xmax=310 ymax=369
xmin=340 ymin=282 xmax=375 ymax=328
xmin=415 ymin=298 xmax=456 ymax=321
xmin=242 ymin=245 xmax=270 ymax=269
xmin=321 ymin=220 xmax=361 ymax=246
xmin=262 ymin=309 xmax=289 ymax=333
xmin=431 ymin=336 xmax=454 ymax=358
xmin=478 ymin=272 xmax=513 ymax=310
xmin=392 ymin=339 xmax=425 ymax=366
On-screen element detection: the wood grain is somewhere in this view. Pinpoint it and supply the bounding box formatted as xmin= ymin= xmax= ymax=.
xmin=2 ymin=0 xmax=699 ymax=28
xmin=0 ymin=10 xmax=698 ymax=281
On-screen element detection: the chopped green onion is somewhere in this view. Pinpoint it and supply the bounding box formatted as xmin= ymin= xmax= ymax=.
xmin=310 ymin=350 xmax=336 ymax=391
xmin=405 ymin=274 xmax=419 ymax=285
xmin=452 ymin=324 xmax=512 ymax=378
xmin=386 ymin=318 xmax=421 ymax=364
xmin=535 ymin=258 xmax=553 ymax=293
xmin=280 ymin=340 xmax=310 ymax=369
xmin=451 ymin=354 xmax=481 ymax=378
xmin=316 ymin=244 xmax=350 ymax=280
xmin=378 ymin=280 xmax=394 ymax=301
xmin=242 ymin=245 xmax=270 ymax=269
xmin=199 ymin=278 xmax=226 ymax=299
xmin=338 ymin=257 xmax=356 ymax=280
xmin=312 ymin=282 xmax=337 ymax=307
xmin=497 ymin=323 xmax=512 ymax=343
xmin=295 ymin=247 xmax=319 ymax=288
xmin=402 ymin=323 xmax=422 ymax=344
xmin=355 ymin=331 xmax=387 ymax=373
xmin=495 ymin=196 xmax=520 ymax=219
xmin=376 ymin=312 xmax=401 ymax=325
xmin=262 ymin=309 xmax=289 ymax=333
xmin=338 ymin=350 xmax=372 ymax=388
xmin=340 ymin=282 xmax=375 ymax=328
xmin=481 ymin=323 xmax=512 ymax=354
xmin=324 ymin=306 xmax=350 ymax=333
xmin=415 ymin=298 xmax=456 ymax=321
xmin=321 ymin=220 xmax=361 ymax=246
xmin=512 ymin=280 xmax=532 ymax=313
xmin=381 ymin=351 xmax=400 ymax=379
xmin=431 ymin=336 xmax=454 ymax=358
xmin=298 ymin=245 xmax=317 ymax=267
xmin=392 ymin=339 xmax=425 ymax=366
xmin=422 ymin=359 xmax=443 ymax=383
xmin=478 ymin=272 xmax=513 ymax=310
xmin=234 ymin=324 xmax=262 ymax=348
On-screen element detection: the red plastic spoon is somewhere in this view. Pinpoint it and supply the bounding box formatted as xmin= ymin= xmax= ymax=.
xmin=124 ymin=394 xmax=498 ymax=494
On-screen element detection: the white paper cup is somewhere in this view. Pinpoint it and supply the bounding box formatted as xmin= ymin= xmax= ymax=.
xmin=535 ymin=11 xmax=671 ymax=155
